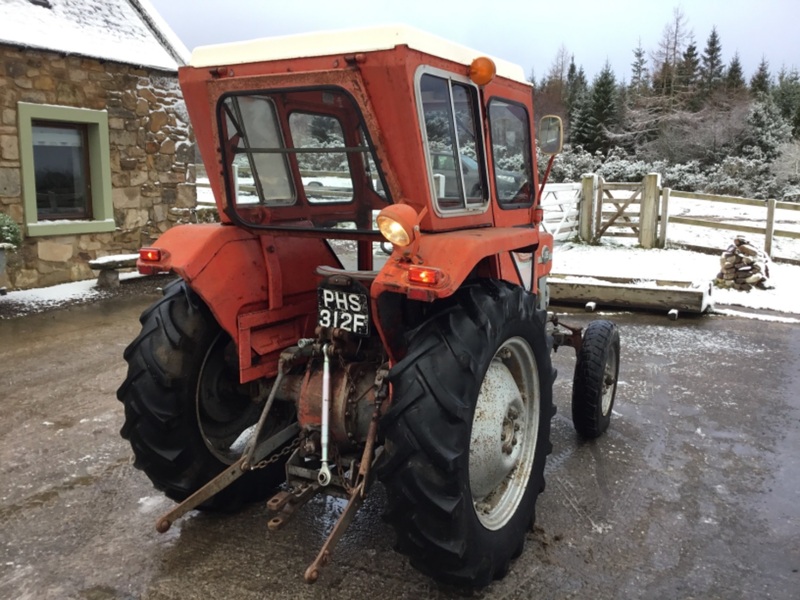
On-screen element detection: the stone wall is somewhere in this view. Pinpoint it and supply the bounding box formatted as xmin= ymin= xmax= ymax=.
xmin=0 ymin=45 xmax=195 ymax=290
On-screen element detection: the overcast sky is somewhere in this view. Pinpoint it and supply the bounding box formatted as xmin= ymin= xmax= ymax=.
xmin=149 ymin=0 xmax=799 ymax=82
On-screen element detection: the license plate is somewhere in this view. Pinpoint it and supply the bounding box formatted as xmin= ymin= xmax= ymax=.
xmin=317 ymin=287 xmax=369 ymax=336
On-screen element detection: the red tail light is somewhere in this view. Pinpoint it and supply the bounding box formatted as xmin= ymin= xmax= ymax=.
xmin=139 ymin=248 xmax=162 ymax=262
xmin=407 ymin=266 xmax=441 ymax=286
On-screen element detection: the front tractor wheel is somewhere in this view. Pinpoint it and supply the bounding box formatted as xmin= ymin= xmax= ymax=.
xmin=378 ymin=281 xmax=554 ymax=587
xmin=117 ymin=280 xmax=293 ymax=510
xmin=571 ymin=320 xmax=620 ymax=439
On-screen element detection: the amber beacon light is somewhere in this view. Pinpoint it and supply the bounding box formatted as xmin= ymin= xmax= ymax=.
xmin=469 ymin=56 xmax=496 ymax=86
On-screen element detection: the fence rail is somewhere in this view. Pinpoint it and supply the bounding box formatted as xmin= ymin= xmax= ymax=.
xmin=667 ymin=190 xmax=800 ymax=257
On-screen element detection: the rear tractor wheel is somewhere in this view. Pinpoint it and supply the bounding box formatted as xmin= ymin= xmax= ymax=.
xmin=378 ymin=281 xmax=554 ymax=587
xmin=117 ymin=279 xmax=294 ymax=510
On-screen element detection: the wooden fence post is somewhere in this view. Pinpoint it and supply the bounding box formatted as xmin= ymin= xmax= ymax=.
xmin=639 ymin=173 xmax=661 ymax=249
xmin=659 ymin=187 xmax=670 ymax=248
xmin=594 ymin=176 xmax=604 ymax=242
xmin=580 ymin=174 xmax=597 ymax=242
xmin=765 ymin=198 xmax=776 ymax=257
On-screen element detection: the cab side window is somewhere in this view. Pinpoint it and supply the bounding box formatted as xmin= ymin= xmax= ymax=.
xmin=488 ymin=99 xmax=533 ymax=208
xmin=419 ymin=72 xmax=487 ymax=212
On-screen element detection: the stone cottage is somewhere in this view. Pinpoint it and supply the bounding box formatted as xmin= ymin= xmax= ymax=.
xmin=0 ymin=0 xmax=195 ymax=290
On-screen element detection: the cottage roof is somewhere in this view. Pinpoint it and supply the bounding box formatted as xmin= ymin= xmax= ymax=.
xmin=0 ymin=0 xmax=189 ymax=72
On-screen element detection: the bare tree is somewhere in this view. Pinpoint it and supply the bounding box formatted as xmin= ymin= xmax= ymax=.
xmin=534 ymin=44 xmax=573 ymax=125
xmin=651 ymin=7 xmax=693 ymax=105
xmin=544 ymin=44 xmax=571 ymax=97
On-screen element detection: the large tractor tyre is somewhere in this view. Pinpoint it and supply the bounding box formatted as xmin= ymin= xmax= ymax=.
xmin=378 ymin=280 xmax=555 ymax=588
xmin=571 ymin=319 xmax=620 ymax=439
xmin=117 ymin=279 xmax=294 ymax=510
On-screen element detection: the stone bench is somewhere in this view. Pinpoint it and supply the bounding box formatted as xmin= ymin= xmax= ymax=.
xmin=88 ymin=253 xmax=139 ymax=289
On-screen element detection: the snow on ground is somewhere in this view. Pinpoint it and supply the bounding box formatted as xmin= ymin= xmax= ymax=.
xmin=553 ymin=242 xmax=800 ymax=319
xmin=0 ymin=272 xmax=144 ymax=318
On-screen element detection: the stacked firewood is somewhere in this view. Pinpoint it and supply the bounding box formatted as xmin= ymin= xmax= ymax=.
xmin=715 ymin=236 xmax=771 ymax=291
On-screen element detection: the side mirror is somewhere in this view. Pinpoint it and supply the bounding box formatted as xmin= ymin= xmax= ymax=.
xmin=537 ymin=115 xmax=563 ymax=156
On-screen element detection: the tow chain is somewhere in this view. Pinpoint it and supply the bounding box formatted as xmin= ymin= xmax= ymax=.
xmin=251 ymin=436 xmax=301 ymax=470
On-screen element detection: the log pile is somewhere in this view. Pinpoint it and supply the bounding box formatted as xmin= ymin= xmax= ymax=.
xmin=715 ymin=236 xmax=771 ymax=291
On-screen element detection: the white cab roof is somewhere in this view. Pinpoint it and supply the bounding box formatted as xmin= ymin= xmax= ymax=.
xmin=189 ymin=24 xmax=528 ymax=84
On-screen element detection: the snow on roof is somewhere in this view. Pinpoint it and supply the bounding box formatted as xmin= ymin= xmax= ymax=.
xmin=0 ymin=0 xmax=190 ymax=72
xmin=189 ymin=24 xmax=529 ymax=84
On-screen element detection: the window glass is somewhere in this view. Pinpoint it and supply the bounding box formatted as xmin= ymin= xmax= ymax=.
xmin=289 ymin=113 xmax=353 ymax=204
xmin=361 ymin=127 xmax=386 ymax=200
xmin=217 ymin=88 xmax=388 ymax=234
xmin=32 ymin=122 xmax=91 ymax=219
xmin=451 ymin=83 xmax=484 ymax=204
xmin=489 ymin=99 xmax=533 ymax=207
xmin=222 ymin=95 xmax=294 ymax=206
xmin=419 ymin=73 xmax=486 ymax=212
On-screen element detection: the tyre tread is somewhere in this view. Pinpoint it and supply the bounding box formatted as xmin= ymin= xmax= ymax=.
xmin=378 ymin=281 xmax=554 ymax=587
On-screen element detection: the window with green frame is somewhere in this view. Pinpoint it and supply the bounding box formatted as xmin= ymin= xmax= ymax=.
xmin=18 ymin=103 xmax=115 ymax=236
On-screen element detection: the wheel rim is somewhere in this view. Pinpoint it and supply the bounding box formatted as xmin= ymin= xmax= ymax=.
xmin=601 ymin=345 xmax=618 ymax=416
xmin=196 ymin=333 xmax=262 ymax=464
xmin=469 ymin=337 xmax=540 ymax=530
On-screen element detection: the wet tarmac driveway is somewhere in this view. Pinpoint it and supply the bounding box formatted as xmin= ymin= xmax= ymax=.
xmin=1 ymin=287 xmax=798 ymax=599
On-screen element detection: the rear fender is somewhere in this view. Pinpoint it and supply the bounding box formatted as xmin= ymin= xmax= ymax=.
xmin=139 ymin=224 xmax=269 ymax=337
xmin=139 ymin=224 xmax=340 ymax=382
xmin=371 ymin=227 xmax=552 ymax=362
xmin=371 ymin=226 xmax=545 ymax=302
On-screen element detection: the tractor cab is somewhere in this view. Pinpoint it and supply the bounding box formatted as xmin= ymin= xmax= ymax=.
xmin=140 ymin=25 xmax=557 ymax=368
xmin=182 ymin=25 xmax=540 ymax=237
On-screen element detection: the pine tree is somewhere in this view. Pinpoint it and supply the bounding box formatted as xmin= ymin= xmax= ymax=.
xmin=565 ymin=58 xmax=588 ymax=115
xmin=700 ymin=27 xmax=725 ymax=94
xmin=630 ymin=41 xmax=649 ymax=97
xmin=726 ymin=53 xmax=746 ymax=91
xmin=575 ymin=63 xmax=618 ymax=155
xmin=310 ymin=115 xmax=337 ymax=143
xmin=569 ymin=93 xmax=592 ymax=146
xmin=676 ymin=42 xmax=701 ymax=110
xmin=794 ymin=103 xmax=800 ymax=138
xmin=615 ymin=82 xmax=631 ymax=149
xmin=750 ymin=58 xmax=771 ymax=96
xmin=741 ymin=96 xmax=793 ymax=160
xmin=677 ymin=43 xmax=700 ymax=90
xmin=773 ymin=67 xmax=800 ymax=132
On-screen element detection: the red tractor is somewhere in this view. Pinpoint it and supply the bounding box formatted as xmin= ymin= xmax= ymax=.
xmin=118 ymin=25 xmax=620 ymax=587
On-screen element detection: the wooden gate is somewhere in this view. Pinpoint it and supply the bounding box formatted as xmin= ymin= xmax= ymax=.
xmin=592 ymin=180 xmax=643 ymax=242
xmin=540 ymin=182 xmax=582 ymax=243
